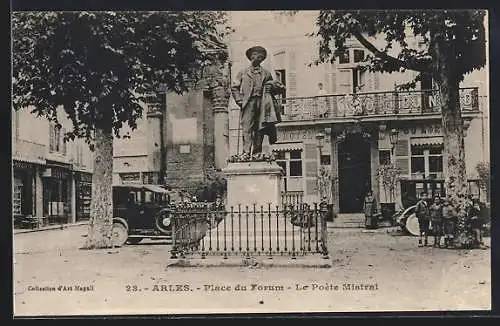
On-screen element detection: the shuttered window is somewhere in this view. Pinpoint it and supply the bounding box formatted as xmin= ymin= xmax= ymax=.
xmin=61 ymin=127 xmax=67 ymax=154
xmin=49 ymin=123 xmax=66 ymax=154
xmin=328 ymin=68 xmax=337 ymax=94
xmin=394 ymin=139 xmax=410 ymax=177
xmin=49 ymin=124 xmax=55 ymax=152
xmin=304 ymin=143 xmax=318 ymax=196
xmin=286 ymin=49 xmax=297 ymax=98
xmin=337 ymin=69 xmax=352 ymax=94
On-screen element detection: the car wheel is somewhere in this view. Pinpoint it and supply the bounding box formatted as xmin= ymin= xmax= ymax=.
xmin=155 ymin=211 xmax=171 ymax=234
xmin=405 ymin=213 xmax=420 ymax=236
xmin=112 ymin=222 xmax=128 ymax=247
xmin=127 ymin=237 xmax=143 ymax=245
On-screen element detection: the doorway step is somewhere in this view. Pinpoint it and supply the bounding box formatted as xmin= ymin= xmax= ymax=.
xmin=329 ymin=213 xmax=365 ymax=228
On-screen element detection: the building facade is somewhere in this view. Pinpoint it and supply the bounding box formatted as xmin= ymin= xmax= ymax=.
xmin=227 ymin=11 xmax=489 ymax=214
xmin=112 ymin=65 xmax=230 ymax=196
xmin=12 ymin=107 xmax=94 ymax=226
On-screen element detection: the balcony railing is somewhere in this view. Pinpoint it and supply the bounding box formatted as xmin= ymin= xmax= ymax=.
xmin=281 ymin=87 xmax=479 ymax=121
xmin=13 ymin=139 xmax=46 ymax=164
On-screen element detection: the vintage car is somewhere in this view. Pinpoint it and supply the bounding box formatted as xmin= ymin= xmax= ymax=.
xmin=111 ymin=184 xmax=173 ymax=247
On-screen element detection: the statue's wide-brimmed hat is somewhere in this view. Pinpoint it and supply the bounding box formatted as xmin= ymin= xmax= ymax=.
xmin=245 ymin=46 xmax=267 ymax=60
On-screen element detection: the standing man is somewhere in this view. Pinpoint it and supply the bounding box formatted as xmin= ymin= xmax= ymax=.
xmin=415 ymin=192 xmax=430 ymax=247
xmin=442 ymin=197 xmax=457 ymax=248
xmin=231 ymin=46 xmax=285 ymax=154
xmin=429 ymin=197 xmax=443 ymax=247
xmin=363 ymin=191 xmax=378 ymax=229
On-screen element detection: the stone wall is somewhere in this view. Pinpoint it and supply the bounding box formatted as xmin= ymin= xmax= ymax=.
xmin=164 ymin=88 xmax=215 ymax=193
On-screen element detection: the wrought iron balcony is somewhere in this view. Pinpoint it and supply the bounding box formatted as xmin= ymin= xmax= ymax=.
xmin=280 ymin=87 xmax=479 ymax=121
xmin=13 ymin=139 xmax=47 ymax=164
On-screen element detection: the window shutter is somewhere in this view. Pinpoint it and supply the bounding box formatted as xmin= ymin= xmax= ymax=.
xmin=62 ymin=127 xmax=67 ymax=154
xmin=328 ymin=64 xmax=337 ymax=94
xmin=373 ymin=72 xmax=380 ymax=90
xmin=337 ymin=69 xmax=352 ymax=94
xmin=304 ymin=143 xmax=318 ymax=197
xmin=286 ymin=49 xmax=297 ymax=97
xmin=394 ymin=139 xmax=410 ymax=177
xmin=49 ymin=124 xmax=55 ymax=152
xmin=365 ymin=71 xmax=374 ymax=92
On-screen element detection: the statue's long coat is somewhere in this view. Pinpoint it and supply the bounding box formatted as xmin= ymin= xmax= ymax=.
xmin=231 ymin=66 xmax=283 ymax=144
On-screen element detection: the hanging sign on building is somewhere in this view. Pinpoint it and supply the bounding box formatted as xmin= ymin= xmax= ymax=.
xmin=120 ymin=172 xmax=141 ymax=184
xmin=401 ymin=124 xmax=442 ymax=137
xmin=13 ymin=161 xmax=35 ymax=171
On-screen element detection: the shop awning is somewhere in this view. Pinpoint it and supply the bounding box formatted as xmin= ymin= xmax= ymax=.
xmin=143 ymin=184 xmax=170 ymax=193
xmin=13 ymin=157 xmax=46 ymax=166
xmin=410 ymin=136 xmax=443 ymax=147
xmin=112 ymin=183 xmax=170 ymax=193
xmin=270 ymin=142 xmax=303 ymax=152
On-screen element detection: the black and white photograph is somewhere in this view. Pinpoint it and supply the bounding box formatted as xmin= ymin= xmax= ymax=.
xmin=11 ymin=9 xmax=491 ymax=316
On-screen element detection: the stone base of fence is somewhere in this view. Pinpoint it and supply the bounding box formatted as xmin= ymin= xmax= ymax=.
xmin=167 ymin=255 xmax=332 ymax=268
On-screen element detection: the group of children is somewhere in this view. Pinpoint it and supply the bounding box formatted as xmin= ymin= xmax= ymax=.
xmin=414 ymin=192 xmax=483 ymax=248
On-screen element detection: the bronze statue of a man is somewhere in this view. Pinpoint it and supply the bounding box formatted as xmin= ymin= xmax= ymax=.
xmin=231 ymin=46 xmax=285 ymax=154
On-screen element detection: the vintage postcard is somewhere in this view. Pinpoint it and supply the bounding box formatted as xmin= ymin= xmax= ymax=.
xmin=12 ymin=9 xmax=491 ymax=317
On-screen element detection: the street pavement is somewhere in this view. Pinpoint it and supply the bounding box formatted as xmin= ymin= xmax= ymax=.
xmin=13 ymin=225 xmax=491 ymax=316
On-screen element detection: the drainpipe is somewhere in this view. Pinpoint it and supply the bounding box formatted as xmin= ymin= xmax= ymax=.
xmin=159 ymin=92 xmax=167 ymax=186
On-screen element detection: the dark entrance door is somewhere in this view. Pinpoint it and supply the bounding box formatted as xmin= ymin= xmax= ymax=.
xmin=338 ymin=133 xmax=371 ymax=213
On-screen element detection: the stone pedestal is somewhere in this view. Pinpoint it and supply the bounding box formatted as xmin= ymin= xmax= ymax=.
xmin=202 ymin=161 xmax=300 ymax=251
xmin=223 ymin=161 xmax=284 ymax=209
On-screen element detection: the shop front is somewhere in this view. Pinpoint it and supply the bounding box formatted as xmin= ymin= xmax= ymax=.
xmin=272 ymin=126 xmax=334 ymax=206
xmin=42 ymin=162 xmax=73 ymax=225
xmin=75 ymin=171 xmax=92 ymax=221
xmin=13 ymin=161 xmax=39 ymax=221
xmin=379 ymin=121 xmax=481 ymax=210
xmin=274 ymin=120 xmax=479 ymax=214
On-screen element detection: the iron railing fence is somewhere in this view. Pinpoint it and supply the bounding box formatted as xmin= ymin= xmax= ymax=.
xmin=170 ymin=202 xmax=329 ymax=259
xmin=281 ymin=87 xmax=479 ymax=121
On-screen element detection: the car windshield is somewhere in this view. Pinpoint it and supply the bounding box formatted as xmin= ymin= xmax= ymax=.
xmin=144 ymin=190 xmax=169 ymax=204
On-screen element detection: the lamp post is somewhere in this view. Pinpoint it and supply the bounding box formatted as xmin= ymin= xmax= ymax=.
xmin=315 ymin=131 xmax=332 ymax=235
xmin=387 ymin=128 xmax=399 ymax=217
xmin=316 ymin=132 xmax=325 ymax=153
xmin=316 ymin=131 xmax=325 ymax=197
xmin=316 ymin=131 xmax=326 ymax=207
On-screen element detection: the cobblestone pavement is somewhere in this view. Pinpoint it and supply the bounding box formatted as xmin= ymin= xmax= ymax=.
xmin=13 ymin=226 xmax=491 ymax=316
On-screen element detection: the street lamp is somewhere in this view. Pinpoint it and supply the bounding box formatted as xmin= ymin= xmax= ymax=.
xmin=389 ymin=129 xmax=399 ymax=155
xmin=316 ymin=131 xmax=325 ymax=154
xmin=316 ymin=131 xmax=325 ymax=197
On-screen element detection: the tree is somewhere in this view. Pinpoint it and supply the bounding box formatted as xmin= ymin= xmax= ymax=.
xmin=313 ymin=10 xmax=486 ymax=248
xmin=12 ymin=11 xmax=230 ymax=248
xmin=476 ymin=161 xmax=490 ymax=200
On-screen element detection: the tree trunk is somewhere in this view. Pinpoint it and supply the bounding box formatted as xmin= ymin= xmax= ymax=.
xmin=432 ymin=35 xmax=474 ymax=248
xmin=83 ymin=127 xmax=114 ymax=249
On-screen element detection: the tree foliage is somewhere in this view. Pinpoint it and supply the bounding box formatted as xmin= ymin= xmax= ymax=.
xmin=476 ymin=161 xmax=490 ymax=199
xmin=12 ymin=11 xmax=231 ymax=147
xmin=312 ymin=10 xmax=487 ymax=249
xmin=314 ymin=10 xmax=486 ymax=87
